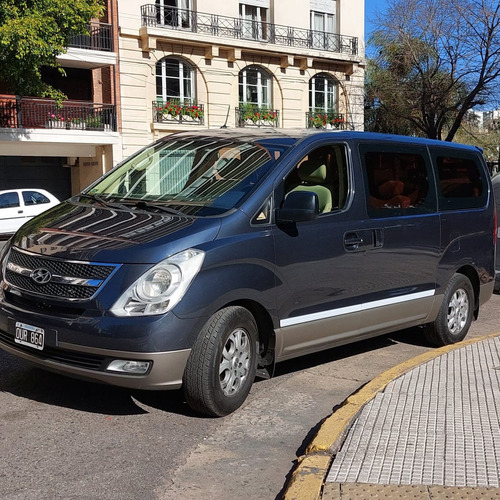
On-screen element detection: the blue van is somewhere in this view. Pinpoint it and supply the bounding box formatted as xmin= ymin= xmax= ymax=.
xmin=0 ymin=131 xmax=495 ymax=416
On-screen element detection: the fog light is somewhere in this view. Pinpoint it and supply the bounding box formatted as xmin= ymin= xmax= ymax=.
xmin=107 ymin=360 xmax=151 ymax=375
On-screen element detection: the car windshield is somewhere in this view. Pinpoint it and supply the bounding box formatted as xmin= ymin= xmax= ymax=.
xmin=85 ymin=137 xmax=282 ymax=216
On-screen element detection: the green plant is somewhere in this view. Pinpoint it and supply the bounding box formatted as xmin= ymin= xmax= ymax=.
xmin=239 ymin=103 xmax=277 ymax=123
xmin=157 ymin=100 xmax=204 ymax=121
xmin=309 ymin=111 xmax=345 ymax=128
xmin=85 ymin=115 xmax=102 ymax=128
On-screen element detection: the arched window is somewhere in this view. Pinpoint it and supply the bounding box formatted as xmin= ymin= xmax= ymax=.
xmin=239 ymin=66 xmax=271 ymax=108
xmin=309 ymin=73 xmax=338 ymax=112
xmin=156 ymin=57 xmax=194 ymax=103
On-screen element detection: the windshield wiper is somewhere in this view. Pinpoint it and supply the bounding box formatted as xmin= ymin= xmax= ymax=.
xmin=79 ymin=193 xmax=129 ymax=210
xmin=134 ymin=201 xmax=185 ymax=216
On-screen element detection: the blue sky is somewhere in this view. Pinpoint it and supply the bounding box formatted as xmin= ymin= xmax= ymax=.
xmin=365 ymin=0 xmax=389 ymax=39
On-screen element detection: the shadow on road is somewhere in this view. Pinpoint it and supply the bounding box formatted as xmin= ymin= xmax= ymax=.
xmin=0 ymin=325 xmax=431 ymax=418
xmin=0 ymin=350 xmax=197 ymax=417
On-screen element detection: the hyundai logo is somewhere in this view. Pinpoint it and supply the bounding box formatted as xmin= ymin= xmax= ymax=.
xmin=30 ymin=268 xmax=52 ymax=285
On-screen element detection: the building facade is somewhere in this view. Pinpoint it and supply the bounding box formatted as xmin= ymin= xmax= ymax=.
xmin=120 ymin=0 xmax=365 ymax=156
xmin=0 ymin=0 xmax=121 ymax=200
xmin=0 ymin=0 xmax=365 ymax=197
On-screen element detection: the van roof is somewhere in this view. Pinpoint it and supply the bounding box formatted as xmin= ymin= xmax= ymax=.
xmin=166 ymin=129 xmax=481 ymax=152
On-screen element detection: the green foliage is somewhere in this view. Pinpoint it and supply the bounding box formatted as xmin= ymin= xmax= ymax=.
xmin=0 ymin=0 xmax=103 ymax=97
xmin=364 ymin=0 xmax=500 ymax=142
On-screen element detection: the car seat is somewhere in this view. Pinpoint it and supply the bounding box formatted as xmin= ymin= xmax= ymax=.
xmin=289 ymin=159 xmax=333 ymax=213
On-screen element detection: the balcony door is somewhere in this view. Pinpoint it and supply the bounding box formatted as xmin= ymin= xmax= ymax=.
xmin=310 ymin=10 xmax=335 ymax=49
xmin=156 ymin=0 xmax=191 ymax=28
xmin=239 ymin=4 xmax=268 ymax=40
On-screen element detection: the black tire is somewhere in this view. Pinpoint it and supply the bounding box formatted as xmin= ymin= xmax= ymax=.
xmin=183 ymin=306 xmax=258 ymax=417
xmin=424 ymin=273 xmax=474 ymax=347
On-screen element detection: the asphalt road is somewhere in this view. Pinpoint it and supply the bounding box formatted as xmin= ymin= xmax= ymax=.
xmin=1 ymin=294 xmax=499 ymax=500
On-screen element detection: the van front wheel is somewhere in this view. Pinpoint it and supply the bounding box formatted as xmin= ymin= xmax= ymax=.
xmin=424 ymin=273 xmax=474 ymax=346
xmin=183 ymin=306 xmax=258 ymax=417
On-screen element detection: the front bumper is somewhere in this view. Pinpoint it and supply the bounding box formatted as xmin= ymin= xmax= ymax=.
xmin=0 ymin=327 xmax=191 ymax=390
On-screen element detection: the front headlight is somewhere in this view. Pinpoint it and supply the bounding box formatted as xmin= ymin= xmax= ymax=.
xmin=111 ymin=248 xmax=205 ymax=316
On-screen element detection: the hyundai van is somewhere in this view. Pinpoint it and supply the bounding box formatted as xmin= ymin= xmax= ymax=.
xmin=0 ymin=130 xmax=495 ymax=416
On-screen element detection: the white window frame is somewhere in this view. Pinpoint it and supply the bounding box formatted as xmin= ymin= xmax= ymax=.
xmin=239 ymin=4 xmax=268 ymax=40
xmin=239 ymin=66 xmax=271 ymax=109
xmin=309 ymin=73 xmax=338 ymax=112
xmin=156 ymin=57 xmax=195 ymax=103
xmin=310 ymin=10 xmax=335 ymax=49
xmin=156 ymin=0 xmax=191 ymax=27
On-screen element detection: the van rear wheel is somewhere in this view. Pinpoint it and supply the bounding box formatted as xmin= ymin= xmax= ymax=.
xmin=424 ymin=273 xmax=474 ymax=346
xmin=183 ymin=306 xmax=258 ymax=417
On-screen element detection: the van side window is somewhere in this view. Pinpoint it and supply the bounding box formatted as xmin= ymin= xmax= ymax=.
xmin=435 ymin=155 xmax=487 ymax=209
xmin=362 ymin=151 xmax=430 ymax=215
xmin=283 ymin=145 xmax=349 ymax=213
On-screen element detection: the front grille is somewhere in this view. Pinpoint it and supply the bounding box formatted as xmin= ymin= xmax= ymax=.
xmin=5 ymin=247 xmax=119 ymax=301
xmin=9 ymin=248 xmax=114 ymax=280
xmin=5 ymin=270 xmax=100 ymax=299
xmin=0 ymin=329 xmax=106 ymax=370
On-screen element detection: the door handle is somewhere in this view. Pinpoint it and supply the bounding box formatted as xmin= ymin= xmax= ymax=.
xmin=344 ymin=233 xmax=364 ymax=251
xmin=17 ymin=210 xmax=23 ymax=214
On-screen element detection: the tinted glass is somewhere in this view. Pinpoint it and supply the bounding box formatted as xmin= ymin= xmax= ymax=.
xmin=361 ymin=148 xmax=432 ymax=217
xmin=435 ymin=154 xmax=487 ymax=209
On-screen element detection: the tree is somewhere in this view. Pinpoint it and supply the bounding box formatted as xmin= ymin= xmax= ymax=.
xmin=365 ymin=0 xmax=500 ymax=141
xmin=0 ymin=0 xmax=103 ymax=100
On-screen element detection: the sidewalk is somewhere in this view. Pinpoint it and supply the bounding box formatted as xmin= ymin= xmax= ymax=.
xmin=283 ymin=333 xmax=500 ymax=500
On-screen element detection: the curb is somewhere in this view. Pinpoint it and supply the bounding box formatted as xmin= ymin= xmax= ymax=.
xmin=282 ymin=331 xmax=500 ymax=500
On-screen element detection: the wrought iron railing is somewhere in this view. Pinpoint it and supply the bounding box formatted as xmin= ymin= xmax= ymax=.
xmin=0 ymin=96 xmax=117 ymax=131
xmin=68 ymin=22 xmax=114 ymax=52
xmin=236 ymin=106 xmax=279 ymax=128
xmin=141 ymin=5 xmax=358 ymax=56
xmin=306 ymin=111 xmax=345 ymax=129
xmin=152 ymin=100 xmax=204 ymax=125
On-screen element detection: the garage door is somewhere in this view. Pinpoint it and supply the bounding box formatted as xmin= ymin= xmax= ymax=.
xmin=0 ymin=157 xmax=72 ymax=202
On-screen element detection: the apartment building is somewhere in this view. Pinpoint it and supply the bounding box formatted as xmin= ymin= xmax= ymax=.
xmin=119 ymin=0 xmax=365 ymax=154
xmin=0 ymin=0 xmax=121 ymax=200
xmin=0 ymin=0 xmax=364 ymax=198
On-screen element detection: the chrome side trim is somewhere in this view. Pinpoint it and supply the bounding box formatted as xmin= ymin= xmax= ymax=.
xmin=279 ymin=289 xmax=435 ymax=328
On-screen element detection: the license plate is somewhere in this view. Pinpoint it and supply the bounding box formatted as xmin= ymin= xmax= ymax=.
xmin=14 ymin=322 xmax=45 ymax=350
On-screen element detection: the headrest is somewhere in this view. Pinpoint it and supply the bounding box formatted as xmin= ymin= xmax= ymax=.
xmin=298 ymin=160 xmax=327 ymax=183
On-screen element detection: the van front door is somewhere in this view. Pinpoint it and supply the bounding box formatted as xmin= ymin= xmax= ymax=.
xmin=273 ymin=143 xmax=440 ymax=361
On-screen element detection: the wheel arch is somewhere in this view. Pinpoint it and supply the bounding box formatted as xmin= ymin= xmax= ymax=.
xmin=456 ymin=264 xmax=480 ymax=319
xmin=224 ymin=298 xmax=276 ymax=377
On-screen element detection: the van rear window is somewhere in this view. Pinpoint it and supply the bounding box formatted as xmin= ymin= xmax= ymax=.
xmin=436 ymin=155 xmax=486 ymax=209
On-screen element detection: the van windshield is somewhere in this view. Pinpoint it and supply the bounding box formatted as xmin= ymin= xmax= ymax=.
xmin=85 ymin=137 xmax=281 ymax=216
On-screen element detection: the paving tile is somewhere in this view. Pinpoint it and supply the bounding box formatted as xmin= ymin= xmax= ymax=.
xmin=326 ymin=337 xmax=500 ymax=488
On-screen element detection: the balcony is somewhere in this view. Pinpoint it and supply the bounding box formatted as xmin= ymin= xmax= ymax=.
xmin=0 ymin=96 xmax=117 ymax=132
xmin=152 ymin=100 xmax=204 ymax=125
xmin=58 ymin=21 xmax=117 ymax=69
xmin=306 ymin=111 xmax=346 ymax=130
xmin=236 ymin=106 xmax=279 ymax=128
xmin=140 ymin=5 xmax=358 ymax=56
xmin=68 ymin=22 xmax=114 ymax=52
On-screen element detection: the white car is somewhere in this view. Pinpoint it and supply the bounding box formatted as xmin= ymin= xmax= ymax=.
xmin=0 ymin=188 xmax=60 ymax=235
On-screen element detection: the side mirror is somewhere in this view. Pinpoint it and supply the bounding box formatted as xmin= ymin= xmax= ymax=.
xmin=275 ymin=191 xmax=320 ymax=223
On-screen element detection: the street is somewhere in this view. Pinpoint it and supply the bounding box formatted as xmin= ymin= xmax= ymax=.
xmin=1 ymin=293 xmax=499 ymax=500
